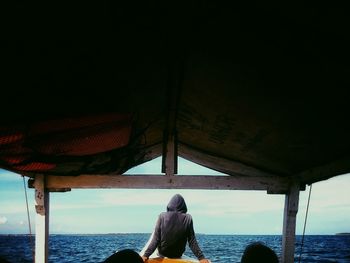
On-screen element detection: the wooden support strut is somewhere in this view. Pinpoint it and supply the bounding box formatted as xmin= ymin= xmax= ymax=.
xmin=162 ymin=130 xmax=178 ymax=176
xmin=161 ymin=55 xmax=182 ymax=176
xmin=281 ymin=182 xmax=300 ymax=263
xmin=34 ymin=174 xmax=50 ymax=263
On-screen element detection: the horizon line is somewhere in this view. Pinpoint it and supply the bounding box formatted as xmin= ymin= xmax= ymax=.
xmin=0 ymin=232 xmax=344 ymax=236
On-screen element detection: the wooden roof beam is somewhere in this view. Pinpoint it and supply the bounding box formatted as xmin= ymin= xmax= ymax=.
xmin=179 ymin=143 xmax=282 ymax=178
xmin=30 ymin=174 xmax=292 ymax=194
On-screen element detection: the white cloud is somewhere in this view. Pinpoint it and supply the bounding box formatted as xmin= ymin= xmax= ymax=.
xmin=125 ymin=157 xmax=225 ymax=175
xmin=51 ymin=202 xmax=102 ymax=211
xmin=126 ymin=157 xmax=162 ymax=174
xmin=0 ymin=170 xmax=23 ymax=181
xmin=93 ymin=189 xmax=285 ymax=221
xmin=99 ymin=190 xmax=181 ymax=206
xmin=0 ymin=201 xmax=35 ymax=214
xmin=187 ymin=191 xmax=284 ymax=217
xmin=298 ymin=174 xmax=350 ymax=213
xmin=50 ymin=189 xmax=186 ymax=211
xmin=50 ymin=188 xmax=285 ymax=218
xmin=0 ymin=216 xmax=8 ymax=224
xmin=177 ymin=158 xmax=225 ymax=175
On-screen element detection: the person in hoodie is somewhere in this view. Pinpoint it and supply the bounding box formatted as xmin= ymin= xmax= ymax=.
xmin=141 ymin=194 xmax=210 ymax=263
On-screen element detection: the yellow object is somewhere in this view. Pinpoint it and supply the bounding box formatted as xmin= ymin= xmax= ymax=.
xmin=148 ymin=257 xmax=199 ymax=263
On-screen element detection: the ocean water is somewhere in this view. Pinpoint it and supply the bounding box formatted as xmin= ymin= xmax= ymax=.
xmin=0 ymin=234 xmax=349 ymax=263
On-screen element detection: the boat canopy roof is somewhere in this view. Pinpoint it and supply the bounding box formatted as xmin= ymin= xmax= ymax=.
xmin=1 ymin=2 xmax=350 ymax=187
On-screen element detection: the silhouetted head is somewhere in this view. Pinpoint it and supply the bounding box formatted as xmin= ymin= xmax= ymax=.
xmin=103 ymin=249 xmax=143 ymax=263
xmin=241 ymin=242 xmax=279 ymax=263
xmin=167 ymin=194 xmax=187 ymax=213
xmin=0 ymin=257 xmax=11 ymax=263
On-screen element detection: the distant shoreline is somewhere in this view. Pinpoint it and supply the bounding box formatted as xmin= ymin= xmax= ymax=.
xmin=335 ymin=233 xmax=350 ymax=236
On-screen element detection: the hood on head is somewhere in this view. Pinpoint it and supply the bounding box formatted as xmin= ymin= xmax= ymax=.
xmin=166 ymin=194 xmax=187 ymax=213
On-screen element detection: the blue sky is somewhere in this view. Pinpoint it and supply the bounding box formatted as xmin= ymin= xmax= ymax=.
xmin=0 ymin=157 xmax=349 ymax=235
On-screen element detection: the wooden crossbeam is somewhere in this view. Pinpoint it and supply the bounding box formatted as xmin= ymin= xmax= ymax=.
xmin=33 ymin=174 xmax=292 ymax=194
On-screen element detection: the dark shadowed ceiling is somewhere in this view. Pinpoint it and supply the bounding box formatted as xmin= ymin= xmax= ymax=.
xmin=1 ymin=1 xmax=350 ymax=185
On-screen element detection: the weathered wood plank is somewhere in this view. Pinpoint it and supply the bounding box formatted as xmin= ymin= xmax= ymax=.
xmin=41 ymin=174 xmax=291 ymax=193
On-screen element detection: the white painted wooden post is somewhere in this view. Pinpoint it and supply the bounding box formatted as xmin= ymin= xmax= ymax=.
xmin=281 ymin=182 xmax=300 ymax=263
xmin=35 ymin=174 xmax=50 ymax=263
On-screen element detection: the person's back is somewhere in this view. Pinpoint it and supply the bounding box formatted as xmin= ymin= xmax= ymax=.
xmin=142 ymin=194 xmax=209 ymax=263
xmin=157 ymin=212 xmax=190 ymax=257
xmin=241 ymin=242 xmax=279 ymax=263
